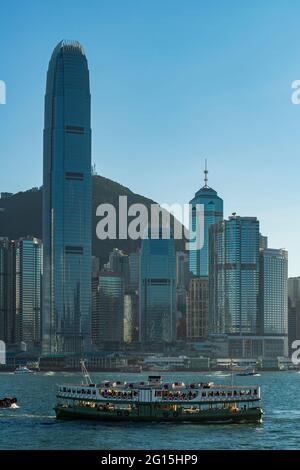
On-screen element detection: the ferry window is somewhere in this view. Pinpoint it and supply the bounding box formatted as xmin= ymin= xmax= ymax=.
xmin=93 ymin=391 xmax=96 ymax=395
xmin=227 ymin=392 xmax=232 ymax=397
xmin=202 ymin=392 xmax=206 ymax=397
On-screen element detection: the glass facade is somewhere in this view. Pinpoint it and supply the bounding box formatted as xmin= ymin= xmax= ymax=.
xmin=16 ymin=238 xmax=43 ymax=350
xmin=259 ymin=249 xmax=288 ymax=335
xmin=42 ymin=41 xmax=92 ymax=353
xmin=209 ymin=216 xmax=260 ymax=335
xmin=140 ymin=232 xmax=176 ymax=345
xmin=0 ymin=238 xmax=17 ymax=344
xmin=92 ymin=272 xmax=124 ymax=348
xmin=189 ymin=184 xmax=223 ymax=278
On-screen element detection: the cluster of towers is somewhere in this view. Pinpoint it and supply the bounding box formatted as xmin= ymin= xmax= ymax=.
xmin=0 ymin=41 xmax=294 ymax=361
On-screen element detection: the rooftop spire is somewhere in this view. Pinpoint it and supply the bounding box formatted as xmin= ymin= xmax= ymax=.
xmin=204 ymin=158 xmax=209 ymax=188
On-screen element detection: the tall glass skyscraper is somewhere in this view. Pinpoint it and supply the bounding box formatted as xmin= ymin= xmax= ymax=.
xmin=42 ymin=41 xmax=92 ymax=354
xmin=259 ymin=248 xmax=288 ymax=336
xmin=209 ymin=215 xmax=260 ymax=335
xmin=189 ymin=165 xmax=223 ymax=277
xmin=139 ymin=230 xmax=176 ymax=346
xmin=16 ymin=237 xmax=43 ymax=350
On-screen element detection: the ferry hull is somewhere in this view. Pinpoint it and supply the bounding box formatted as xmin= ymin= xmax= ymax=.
xmin=54 ymin=405 xmax=263 ymax=424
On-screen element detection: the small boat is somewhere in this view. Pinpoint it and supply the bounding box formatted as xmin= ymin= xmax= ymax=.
xmin=236 ymin=366 xmax=258 ymax=376
xmin=54 ymin=361 xmax=263 ymax=424
xmin=0 ymin=397 xmax=18 ymax=408
xmin=14 ymin=366 xmax=35 ymax=374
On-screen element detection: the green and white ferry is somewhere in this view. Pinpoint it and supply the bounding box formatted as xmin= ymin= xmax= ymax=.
xmin=54 ymin=362 xmax=263 ymax=424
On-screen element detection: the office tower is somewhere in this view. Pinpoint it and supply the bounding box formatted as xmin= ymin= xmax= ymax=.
xmin=15 ymin=237 xmax=43 ymax=350
xmin=92 ymin=272 xmax=124 ymax=349
xmin=259 ymin=249 xmax=288 ymax=337
xmin=288 ymin=277 xmax=300 ymax=355
xmin=139 ymin=229 xmax=176 ymax=346
xmin=176 ymin=251 xmax=189 ymax=289
xmin=186 ymin=278 xmax=209 ymax=341
xmin=42 ymin=41 xmax=92 ymax=353
xmin=129 ymin=251 xmax=140 ymax=292
xmin=189 ymin=163 xmax=223 ymax=277
xmin=259 ymin=234 xmax=268 ymax=250
xmin=209 ymin=215 xmax=260 ymax=335
xmin=108 ymin=248 xmax=130 ymax=288
xmin=0 ymin=238 xmax=17 ymax=344
xmin=123 ymin=292 xmax=139 ymax=344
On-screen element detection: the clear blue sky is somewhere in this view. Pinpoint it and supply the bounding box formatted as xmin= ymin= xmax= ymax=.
xmin=0 ymin=0 xmax=300 ymax=275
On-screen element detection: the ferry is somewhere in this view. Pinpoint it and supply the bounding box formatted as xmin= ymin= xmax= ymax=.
xmin=54 ymin=363 xmax=263 ymax=424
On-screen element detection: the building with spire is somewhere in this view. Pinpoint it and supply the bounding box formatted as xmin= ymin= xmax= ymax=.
xmin=42 ymin=41 xmax=92 ymax=354
xmin=189 ymin=161 xmax=223 ymax=277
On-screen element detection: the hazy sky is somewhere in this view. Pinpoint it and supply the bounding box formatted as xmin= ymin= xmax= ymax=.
xmin=0 ymin=0 xmax=300 ymax=275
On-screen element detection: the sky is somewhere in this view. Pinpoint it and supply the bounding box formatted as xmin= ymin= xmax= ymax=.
xmin=0 ymin=0 xmax=300 ymax=275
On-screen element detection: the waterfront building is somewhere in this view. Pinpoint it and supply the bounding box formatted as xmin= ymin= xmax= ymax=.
xmin=42 ymin=40 xmax=92 ymax=354
xmin=189 ymin=163 xmax=223 ymax=277
xmin=0 ymin=238 xmax=17 ymax=345
xmin=139 ymin=229 xmax=176 ymax=346
xmin=288 ymin=277 xmax=300 ymax=355
xmin=15 ymin=237 xmax=43 ymax=350
xmin=176 ymin=251 xmax=189 ymax=289
xmin=259 ymin=249 xmax=288 ymax=338
xmin=0 ymin=237 xmax=42 ymax=351
xmin=209 ymin=215 xmax=260 ymax=335
xmin=186 ymin=277 xmax=209 ymax=341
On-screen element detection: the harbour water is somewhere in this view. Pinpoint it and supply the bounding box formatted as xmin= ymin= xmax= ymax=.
xmin=0 ymin=371 xmax=299 ymax=450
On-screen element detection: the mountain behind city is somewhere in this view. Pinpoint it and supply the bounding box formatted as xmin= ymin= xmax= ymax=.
xmin=0 ymin=174 xmax=185 ymax=267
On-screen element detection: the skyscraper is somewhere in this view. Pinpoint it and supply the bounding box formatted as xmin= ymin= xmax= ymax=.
xmin=209 ymin=215 xmax=260 ymax=335
xmin=288 ymin=277 xmax=300 ymax=355
xmin=92 ymin=272 xmax=124 ymax=349
xmin=186 ymin=277 xmax=209 ymax=340
xmin=189 ymin=163 xmax=223 ymax=277
xmin=16 ymin=237 xmax=43 ymax=350
xmin=140 ymin=229 xmax=176 ymax=346
xmin=42 ymin=41 xmax=92 ymax=354
xmin=0 ymin=238 xmax=17 ymax=345
xmin=259 ymin=248 xmax=288 ymax=337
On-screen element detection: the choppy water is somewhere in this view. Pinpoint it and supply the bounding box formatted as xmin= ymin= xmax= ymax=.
xmin=0 ymin=371 xmax=299 ymax=450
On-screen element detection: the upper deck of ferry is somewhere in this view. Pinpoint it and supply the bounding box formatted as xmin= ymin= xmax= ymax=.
xmin=57 ymin=375 xmax=260 ymax=404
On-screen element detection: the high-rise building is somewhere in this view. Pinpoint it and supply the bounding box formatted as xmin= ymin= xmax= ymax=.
xmin=189 ymin=164 xmax=223 ymax=277
xmin=259 ymin=249 xmax=288 ymax=337
xmin=123 ymin=292 xmax=139 ymax=344
xmin=288 ymin=277 xmax=300 ymax=355
xmin=42 ymin=41 xmax=92 ymax=354
xmin=209 ymin=215 xmax=260 ymax=335
xmin=108 ymin=248 xmax=130 ymax=289
xmin=176 ymin=252 xmax=189 ymax=289
xmin=186 ymin=277 xmax=209 ymax=341
xmin=15 ymin=237 xmax=43 ymax=350
xmin=129 ymin=251 xmax=140 ymax=292
xmin=92 ymin=272 xmax=124 ymax=349
xmin=0 ymin=238 xmax=17 ymax=345
xmin=139 ymin=229 xmax=176 ymax=346
xmin=0 ymin=237 xmax=42 ymax=351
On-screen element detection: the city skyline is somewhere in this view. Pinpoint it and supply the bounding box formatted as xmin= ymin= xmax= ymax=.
xmin=1 ymin=1 xmax=300 ymax=276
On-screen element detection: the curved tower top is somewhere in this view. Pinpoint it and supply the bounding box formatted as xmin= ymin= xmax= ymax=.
xmin=189 ymin=162 xmax=224 ymax=277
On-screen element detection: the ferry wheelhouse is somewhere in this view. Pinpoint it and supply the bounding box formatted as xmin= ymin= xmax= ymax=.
xmin=55 ymin=366 xmax=263 ymax=424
